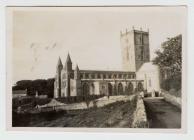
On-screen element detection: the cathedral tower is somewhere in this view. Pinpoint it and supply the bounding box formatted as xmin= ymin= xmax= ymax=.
xmin=120 ymin=27 xmax=150 ymax=72
xmin=64 ymin=53 xmax=72 ymax=72
xmin=74 ymin=64 xmax=82 ymax=96
xmin=54 ymin=57 xmax=63 ymax=98
xmin=60 ymin=53 xmax=73 ymax=97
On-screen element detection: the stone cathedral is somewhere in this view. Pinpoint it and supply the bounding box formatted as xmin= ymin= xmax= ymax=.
xmin=54 ymin=28 xmax=161 ymax=98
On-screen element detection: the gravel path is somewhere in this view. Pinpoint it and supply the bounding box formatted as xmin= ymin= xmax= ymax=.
xmin=144 ymin=97 xmax=181 ymax=128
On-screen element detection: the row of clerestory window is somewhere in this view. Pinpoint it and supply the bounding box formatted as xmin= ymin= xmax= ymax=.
xmin=80 ymin=73 xmax=135 ymax=79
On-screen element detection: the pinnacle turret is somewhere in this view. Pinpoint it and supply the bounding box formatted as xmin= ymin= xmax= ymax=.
xmin=57 ymin=57 xmax=63 ymax=66
xmin=64 ymin=53 xmax=72 ymax=71
xmin=74 ymin=64 xmax=80 ymax=80
xmin=56 ymin=57 xmax=63 ymax=70
xmin=75 ymin=64 xmax=79 ymax=71
xmin=65 ymin=53 xmax=72 ymax=64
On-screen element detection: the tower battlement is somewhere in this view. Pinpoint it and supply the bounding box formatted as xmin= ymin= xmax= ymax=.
xmin=120 ymin=27 xmax=149 ymax=37
xmin=120 ymin=27 xmax=150 ymax=72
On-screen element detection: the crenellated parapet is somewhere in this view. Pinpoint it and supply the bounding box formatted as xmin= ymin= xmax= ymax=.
xmin=120 ymin=26 xmax=149 ymax=37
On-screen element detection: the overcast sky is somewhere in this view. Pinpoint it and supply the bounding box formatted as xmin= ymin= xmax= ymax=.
xmin=10 ymin=6 xmax=186 ymax=84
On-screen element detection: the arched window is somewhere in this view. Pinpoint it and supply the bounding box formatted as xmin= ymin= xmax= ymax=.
xmin=108 ymin=83 xmax=113 ymax=96
xmin=83 ymin=83 xmax=89 ymax=96
xmin=140 ymin=46 xmax=144 ymax=61
xmin=127 ymin=82 xmax=134 ymax=94
xmin=101 ymin=85 xmax=106 ymax=95
xmin=118 ymin=83 xmax=123 ymax=95
xmin=113 ymin=84 xmax=117 ymax=95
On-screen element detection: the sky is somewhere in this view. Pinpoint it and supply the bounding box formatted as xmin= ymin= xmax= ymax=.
xmin=10 ymin=6 xmax=186 ymax=84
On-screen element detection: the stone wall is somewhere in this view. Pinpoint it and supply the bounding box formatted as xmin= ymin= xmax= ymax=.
xmin=161 ymin=91 xmax=181 ymax=109
xmin=132 ymin=95 xmax=148 ymax=128
xmin=39 ymin=95 xmax=136 ymax=111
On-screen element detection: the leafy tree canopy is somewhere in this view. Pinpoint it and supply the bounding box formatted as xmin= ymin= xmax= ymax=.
xmin=153 ymin=34 xmax=182 ymax=76
xmin=12 ymin=78 xmax=55 ymax=98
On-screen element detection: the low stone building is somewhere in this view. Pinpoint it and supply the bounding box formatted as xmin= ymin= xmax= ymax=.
xmin=54 ymin=27 xmax=161 ymax=98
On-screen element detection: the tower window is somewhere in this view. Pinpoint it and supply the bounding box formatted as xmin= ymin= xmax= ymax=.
xmin=140 ymin=46 xmax=144 ymax=60
xmin=136 ymin=34 xmax=142 ymax=44
xmin=143 ymin=35 xmax=148 ymax=44
xmin=85 ymin=74 xmax=89 ymax=79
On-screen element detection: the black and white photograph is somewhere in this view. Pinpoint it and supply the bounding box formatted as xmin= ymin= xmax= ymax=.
xmin=6 ymin=6 xmax=186 ymax=131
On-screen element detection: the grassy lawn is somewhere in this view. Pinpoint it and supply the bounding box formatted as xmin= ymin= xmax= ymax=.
xmin=13 ymin=98 xmax=137 ymax=128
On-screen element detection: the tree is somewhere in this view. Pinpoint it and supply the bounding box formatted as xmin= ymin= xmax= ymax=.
xmin=153 ymin=34 xmax=182 ymax=76
xmin=46 ymin=78 xmax=55 ymax=98
xmin=12 ymin=78 xmax=55 ymax=97
xmin=152 ymin=34 xmax=182 ymax=91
